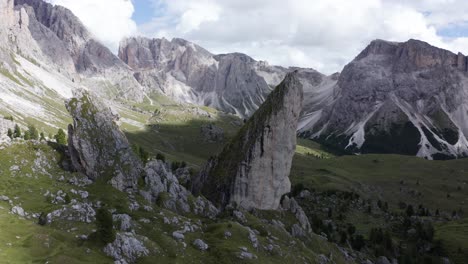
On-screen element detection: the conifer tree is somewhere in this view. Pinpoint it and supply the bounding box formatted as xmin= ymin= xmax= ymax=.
xmin=28 ymin=125 xmax=39 ymax=140
xmin=54 ymin=128 xmax=67 ymax=145
xmin=13 ymin=124 xmax=21 ymax=138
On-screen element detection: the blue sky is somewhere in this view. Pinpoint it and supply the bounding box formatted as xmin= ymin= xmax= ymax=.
xmin=131 ymin=0 xmax=155 ymax=25
xmin=438 ymin=23 xmax=468 ymax=38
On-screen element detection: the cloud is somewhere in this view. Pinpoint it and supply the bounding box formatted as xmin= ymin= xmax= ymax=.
xmin=141 ymin=0 xmax=468 ymax=74
xmin=46 ymin=0 xmax=137 ymax=52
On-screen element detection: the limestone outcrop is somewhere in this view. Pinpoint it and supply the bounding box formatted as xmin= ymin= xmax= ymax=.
xmin=14 ymin=0 xmax=144 ymax=101
xmin=66 ymin=89 xmax=142 ymax=191
xmin=119 ymin=37 xmax=322 ymax=118
xmin=299 ymin=39 xmax=468 ymax=159
xmin=192 ymin=72 xmax=304 ymax=210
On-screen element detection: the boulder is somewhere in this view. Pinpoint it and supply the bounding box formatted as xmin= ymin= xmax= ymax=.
xmin=172 ymin=231 xmax=185 ymax=241
xmin=11 ymin=206 xmax=25 ymax=217
xmin=104 ymin=232 xmax=149 ymax=264
xmin=193 ymin=239 xmax=209 ymax=251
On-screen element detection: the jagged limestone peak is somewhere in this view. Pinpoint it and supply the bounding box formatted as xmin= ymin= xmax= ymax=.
xmin=192 ymin=71 xmax=304 ymax=210
xmin=66 ymin=89 xmax=142 ymax=191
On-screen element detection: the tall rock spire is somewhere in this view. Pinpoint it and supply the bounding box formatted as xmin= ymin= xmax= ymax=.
xmin=192 ymin=71 xmax=304 ymax=210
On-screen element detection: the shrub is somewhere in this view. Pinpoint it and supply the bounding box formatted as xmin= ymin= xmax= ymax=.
xmin=28 ymin=125 xmax=38 ymax=140
xmin=64 ymin=193 xmax=71 ymax=204
xmin=132 ymin=144 xmax=150 ymax=164
xmin=406 ymin=205 xmax=414 ymax=217
xmin=171 ymin=161 xmax=181 ymax=171
xmin=23 ymin=130 xmax=31 ymax=140
xmin=351 ymin=235 xmax=365 ymax=251
xmin=54 ymin=128 xmax=67 ymax=145
xmin=38 ymin=212 xmax=47 ymax=226
xmin=95 ymin=208 xmax=115 ymax=244
xmin=291 ymin=183 xmax=306 ymax=197
xmin=139 ymin=146 xmax=149 ymax=164
xmin=156 ymin=153 xmax=165 ymax=162
xmin=7 ymin=128 xmax=13 ymax=139
xmin=347 ymin=224 xmax=356 ymax=236
xmin=339 ymin=230 xmax=348 ymax=244
xmin=13 ymin=124 xmax=21 ymax=138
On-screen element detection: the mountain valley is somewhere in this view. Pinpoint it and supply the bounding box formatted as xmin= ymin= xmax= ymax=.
xmin=0 ymin=0 xmax=467 ymax=264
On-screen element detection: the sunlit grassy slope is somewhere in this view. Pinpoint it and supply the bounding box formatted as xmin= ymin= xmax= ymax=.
xmin=0 ymin=142 xmax=351 ymax=264
xmin=123 ymin=93 xmax=242 ymax=167
xmin=122 ymin=96 xmax=468 ymax=263
xmin=290 ymin=146 xmax=468 ymax=263
xmin=2 ymin=83 xmax=467 ymax=262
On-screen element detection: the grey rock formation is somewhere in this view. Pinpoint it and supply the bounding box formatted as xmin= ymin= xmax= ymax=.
xmin=172 ymin=231 xmax=185 ymax=241
xmin=300 ymin=39 xmax=468 ymax=159
xmin=66 ymin=89 xmax=143 ymax=191
xmin=192 ymin=72 xmax=304 ymax=210
xmin=282 ymin=197 xmax=312 ymax=237
xmin=46 ymin=202 xmax=96 ymax=223
xmin=238 ymin=247 xmax=256 ymax=260
xmin=193 ymin=239 xmax=209 ymax=251
xmin=0 ymin=117 xmax=15 ymax=144
xmin=141 ymin=160 xmax=219 ymax=218
xmin=14 ymin=0 xmax=144 ymax=101
xmin=142 ymin=160 xmax=190 ymax=213
xmin=104 ymin=232 xmax=149 ymax=264
xmin=119 ymin=37 xmax=320 ymax=118
xmin=113 ymin=214 xmax=133 ymax=232
xmin=11 ymin=205 xmax=25 ymax=217
xmin=118 ymin=37 xmax=271 ymax=117
xmin=376 ymin=256 xmax=391 ymax=264
xmin=0 ymin=0 xmax=14 ymax=30
xmin=201 ymin=124 xmax=225 ymax=142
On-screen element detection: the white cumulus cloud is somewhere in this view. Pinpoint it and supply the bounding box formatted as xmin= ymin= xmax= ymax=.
xmin=45 ymin=0 xmax=468 ymax=74
xmin=46 ymin=0 xmax=137 ymax=52
xmin=140 ymin=0 xmax=468 ymax=74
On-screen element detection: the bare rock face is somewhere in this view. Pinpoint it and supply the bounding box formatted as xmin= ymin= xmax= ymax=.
xmin=15 ymin=0 xmax=90 ymax=65
xmin=14 ymin=0 xmax=144 ymax=101
xmin=192 ymin=72 xmax=304 ymax=210
xmin=0 ymin=0 xmax=14 ymax=29
xmin=103 ymin=232 xmax=149 ymax=263
xmin=119 ymin=37 xmax=318 ymax=118
xmin=300 ymin=39 xmax=468 ymax=159
xmin=200 ymin=124 xmax=224 ymax=143
xmin=140 ymin=160 xmax=219 ymax=218
xmin=66 ymin=89 xmax=142 ymax=191
xmin=0 ymin=117 xmax=15 ymax=144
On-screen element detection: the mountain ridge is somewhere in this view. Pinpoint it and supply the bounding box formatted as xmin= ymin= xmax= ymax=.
xmin=118 ymin=36 xmax=327 ymax=118
xmin=299 ymin=38 xmax=468 ymax=159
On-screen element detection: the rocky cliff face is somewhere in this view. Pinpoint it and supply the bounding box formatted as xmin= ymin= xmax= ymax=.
xmin=0 ymin=0 xmax=14 ymax=30
xmin=14 ymin=0 xmax=144 ymax=101
xmin=119 ymin=37 xmax=318 ymax=118
xmin=192 ymin=72 xmax=303 ymax=210
xmin=66 ymin=89 xmax=143 ymax=191
xmin=299 ymin=39 xmax=468 ymax=159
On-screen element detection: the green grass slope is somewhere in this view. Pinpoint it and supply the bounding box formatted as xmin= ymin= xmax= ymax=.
xmin=0 ymin=141 xmax=352 ymax=263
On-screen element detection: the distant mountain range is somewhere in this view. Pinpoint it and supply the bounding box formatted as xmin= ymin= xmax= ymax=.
xmin=2 ymin=0 xmax=468 ymax=159
xmin=299 ymin=39 xmax=468 ymax=160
